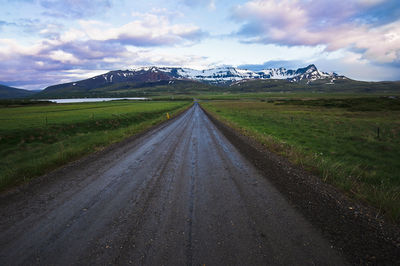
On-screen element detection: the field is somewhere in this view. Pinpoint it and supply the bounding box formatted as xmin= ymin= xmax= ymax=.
xmin=0 ymin=100 xmax=191 ymax=189
xmin=150 ymin=91 xmax=400 ymax=101
xmin=201 ymin=97 xmax=400 ymax=221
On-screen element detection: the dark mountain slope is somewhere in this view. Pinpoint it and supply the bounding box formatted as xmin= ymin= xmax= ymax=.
xmin=0 ymin=84 xmax=36 ymax=99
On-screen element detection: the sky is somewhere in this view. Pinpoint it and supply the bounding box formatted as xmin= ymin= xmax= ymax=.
xmin=0 ymin=0 xmax=399 ymax=90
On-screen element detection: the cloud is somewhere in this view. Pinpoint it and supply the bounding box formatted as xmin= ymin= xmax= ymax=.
xmin=357 ymin=0 xmax=386 ymax=7
xmin=0 ymin=20 xmax=16 ymax=30
xmin=313 ymin=51 xmax=400 ymax=81
xmin=48 ymin=50 xmax=80 ymax=64
xmin=0 ymin=37 xmax=129 ymax=88
xmin=182 ymin=0 xmax=216 ymax=10
xmin=62 ymin=14 xmax=206 ymax=47
xmin=40 ymin=0 xmax=112 ymax=18
xmin=232 ymin=0 xmax=400 ymax=64
xmin=0 ymin=17 xmax=64 ymax=40
xmin=0 ymin=9 xmax=209 ymax=89
xmin=0 ymin=40 xmax=208 ymax=90
xmin=238 ymin=60 xmax=305 ymax=71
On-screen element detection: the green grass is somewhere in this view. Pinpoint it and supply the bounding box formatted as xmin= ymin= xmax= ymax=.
xmin=150 ymin=91 xmax=400 ymax=101
xmin=0 ymin=100 xmax=191 ymax=189
xmin=201 ymin=97 xmax=400 ymax=221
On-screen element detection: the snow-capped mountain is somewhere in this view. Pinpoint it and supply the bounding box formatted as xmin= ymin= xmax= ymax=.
xmin=59 ymin=64 xmax=343 ymax=89
xmin=288 ymin=64 xmax=342 ymax=83
xmin=124 ymin=64 xmax=345 ymax=84
xmin=41 ymin=64 xmax=347 ymax=97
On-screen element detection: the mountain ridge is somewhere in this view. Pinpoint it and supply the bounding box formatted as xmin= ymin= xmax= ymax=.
xmin=0 ymin=84 xmax=37 ymax=99
xmin=124 ymin=64 xmax=346 ymax=84
xmin=35 ymin=64 xmax=400 ymax=98
xmin=39 ymin=64 xmax=346 ymax=97
xmin=3 ymin=64 xmax=400 ymax=99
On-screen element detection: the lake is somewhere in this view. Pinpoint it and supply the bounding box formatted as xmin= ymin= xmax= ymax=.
xmin=44 ymin=98 xmax=149 ymax=103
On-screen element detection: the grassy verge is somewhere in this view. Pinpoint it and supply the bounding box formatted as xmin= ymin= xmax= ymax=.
xmin=201 ymin=97 xmax=400 ymax=221
xmin=0 ymin=100 xmax=191 ymax=190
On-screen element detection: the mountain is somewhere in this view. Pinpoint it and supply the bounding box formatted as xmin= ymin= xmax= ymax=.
xmin=184 ymin=64 xmax=345 ymax=84
xmin=136 ymin=64 xmax=344 ymax=84
xmin=34 ymin=64 xmax=400 ymax=98
xmin=0 ymin=84 xmax=37 ymax=99
xmin=37 ymin=77 xmax=215 ymax=98
xmin=41 ymin=68 xmax=174 ymax=94
xmin=37 ymin=65 xmax=347 ymax=98
xmin=287 ymin=64 xmax=344 ymax=83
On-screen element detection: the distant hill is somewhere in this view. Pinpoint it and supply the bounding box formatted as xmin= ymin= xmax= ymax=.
xmin=36 ymin=78 xmax=218 ymax=98
xmin=0 ymin=84 xmax=37 ymax=99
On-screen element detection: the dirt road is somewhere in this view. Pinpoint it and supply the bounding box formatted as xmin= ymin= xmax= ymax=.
xmin=0 ymin=103 xmax=347 ymax=265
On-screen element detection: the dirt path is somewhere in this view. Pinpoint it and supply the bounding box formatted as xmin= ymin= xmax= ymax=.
xmin=0 ymin=103 xmax=348 ymax=265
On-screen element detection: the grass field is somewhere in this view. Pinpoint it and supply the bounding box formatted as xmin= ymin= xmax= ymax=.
xmin=150 ymin=91 xmax=400 ymax=101
xmin=201 ymin=97 xmax=400 ymax=221
xmin=0 ymin=100 xmax=191 ymax=190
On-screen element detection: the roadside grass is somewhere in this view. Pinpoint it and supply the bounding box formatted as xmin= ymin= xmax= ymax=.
xmin=0 ymin=100 xmax=191 ymax=190
xmin=201 ymin=97 xmax=400 ymax=222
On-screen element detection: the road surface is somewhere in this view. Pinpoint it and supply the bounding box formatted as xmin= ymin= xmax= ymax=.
xmin=0 ymin=103 xmax=347 ymax=265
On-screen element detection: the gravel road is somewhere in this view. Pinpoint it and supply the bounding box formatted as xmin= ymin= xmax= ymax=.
xmin=0 ymin=103 xmax=348 ymax=265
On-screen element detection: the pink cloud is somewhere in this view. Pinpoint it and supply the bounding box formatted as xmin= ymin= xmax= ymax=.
xmin=0 ymin=11 xmax=208 ymax=89
xmin=232 ymin=0 xmax=400 ymax=63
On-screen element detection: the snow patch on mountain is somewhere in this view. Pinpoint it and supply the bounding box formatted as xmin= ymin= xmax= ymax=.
xmin=125 ymin=64 xmax=343 ymax=84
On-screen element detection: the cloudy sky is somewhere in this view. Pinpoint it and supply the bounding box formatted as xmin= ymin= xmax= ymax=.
xmin=1 ymin=0 xmax=399 ymax=89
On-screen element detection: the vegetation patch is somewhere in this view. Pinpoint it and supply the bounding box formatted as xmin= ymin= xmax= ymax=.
xmin=0 ymin=99 xmax=54 ymax=107
xmin=0 ymin=101 xmax=191 ymax=190
xmin=201 ymin=98 xmax=400 ymax=221
xmin=276 ymin=96 xmax=400 ymax=111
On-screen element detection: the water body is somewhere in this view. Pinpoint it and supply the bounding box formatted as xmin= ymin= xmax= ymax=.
xmin=44 ymin=98 xmax=148 ymax=103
